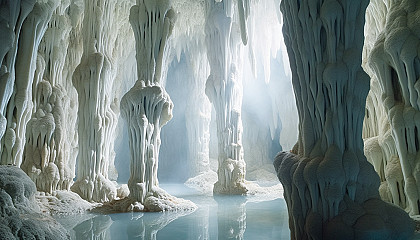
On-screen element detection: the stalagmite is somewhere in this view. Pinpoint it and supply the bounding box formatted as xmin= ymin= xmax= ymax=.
xmin=118 ymin=0 xmax=196 ymax=212
xmin=205 ymin=0 xmax=249 ymax=195
xmin=276 ymin=0 xmax=414 ymax=239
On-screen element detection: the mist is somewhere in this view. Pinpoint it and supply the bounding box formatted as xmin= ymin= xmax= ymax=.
xmin=113 ymin=0 xmax=298 ymax=185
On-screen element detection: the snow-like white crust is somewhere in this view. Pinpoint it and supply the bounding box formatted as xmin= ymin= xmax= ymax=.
xmin=0 ymin=166 xmax=69 ymax=239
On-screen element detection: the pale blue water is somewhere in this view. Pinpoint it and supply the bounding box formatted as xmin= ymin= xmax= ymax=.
xmin=59 ymin=184 xmax=290 ymax=240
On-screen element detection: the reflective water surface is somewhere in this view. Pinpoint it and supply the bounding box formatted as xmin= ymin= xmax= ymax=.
xmin=57 ymin=184 xmax=290 ymax=240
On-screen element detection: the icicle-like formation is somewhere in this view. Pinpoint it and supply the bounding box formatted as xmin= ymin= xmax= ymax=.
xmin=1 ymin=0 xmax=58 ymax=167
xmin=130 ymin=0 xmax=176 ymax=86
xmin=237 ymin=0 xmax=250 ymax=45
xmin=184 ymin=47 xmax=212 ymax=176
xmin=363 ymin=0 xmax=420 ymax=216
xmin=205 ymin=0 xmax=248 ymax=195
xmin=20 ymin=1 xmax=80 ymax=194
xmin=276 ymin=0 xmax=414 ymax=239
xmin=118 ymin=0 xmax=195 ymax=212
xmin=0 ymin=0 xmax=36 ymax=151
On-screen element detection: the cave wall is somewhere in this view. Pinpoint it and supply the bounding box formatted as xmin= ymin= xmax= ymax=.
xmin=363 ymin=0 xmax=420 ymax=216
xmin=276 ymin=0 xmax=414 ymax=239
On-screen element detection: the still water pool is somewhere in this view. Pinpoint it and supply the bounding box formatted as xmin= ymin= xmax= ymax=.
xmin=57 ymin=184 xmax=290 ymax=240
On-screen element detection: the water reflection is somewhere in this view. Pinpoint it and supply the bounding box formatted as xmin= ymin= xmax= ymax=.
xmin=60 ymin=184 xmax=289 ymax=239
xmin=73 ymin=215 xmax=112 ymax=240
xmin=215 ymin=196 xmax=247 ymax=240
xmin=125 ymin=211 xmax=192 ymax=240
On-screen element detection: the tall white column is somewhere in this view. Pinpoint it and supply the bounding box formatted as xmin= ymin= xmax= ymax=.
xmin=71 ymin=0 xmax=122 ymax=202
xmin=120 ymin=0 xmax=195 ymax=212
xmin=205 ymin=0 xmax=250 ymax=195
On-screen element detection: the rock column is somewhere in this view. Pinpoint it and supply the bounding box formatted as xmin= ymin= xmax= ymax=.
xmin=71 ymin=0 xmax=120 ymax=202
xmin=276 ymin=0 xmax=414 ymax=239
xmin=205 ymin=0 xmax=249 ymax=195
xmin=120 ymin=0 xmax=195 ymax=212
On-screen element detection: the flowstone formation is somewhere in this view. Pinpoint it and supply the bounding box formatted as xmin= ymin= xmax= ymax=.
xmin=0 ymin=0 xmax=36 ymax=153
xmin=1 ymin=0 xmax=58 ymax=167
xmin=205 ymin=0 xmax=250 ymax=195
xmin=118 ymin=0 xmax=195 ymax=212
xmin=276 ymin=0 xmax=414 ymax=239
xmin=20 ymin=0 xmax=81 ymax=194
xmin=363 ymin=0 xmax=420 ymax=217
